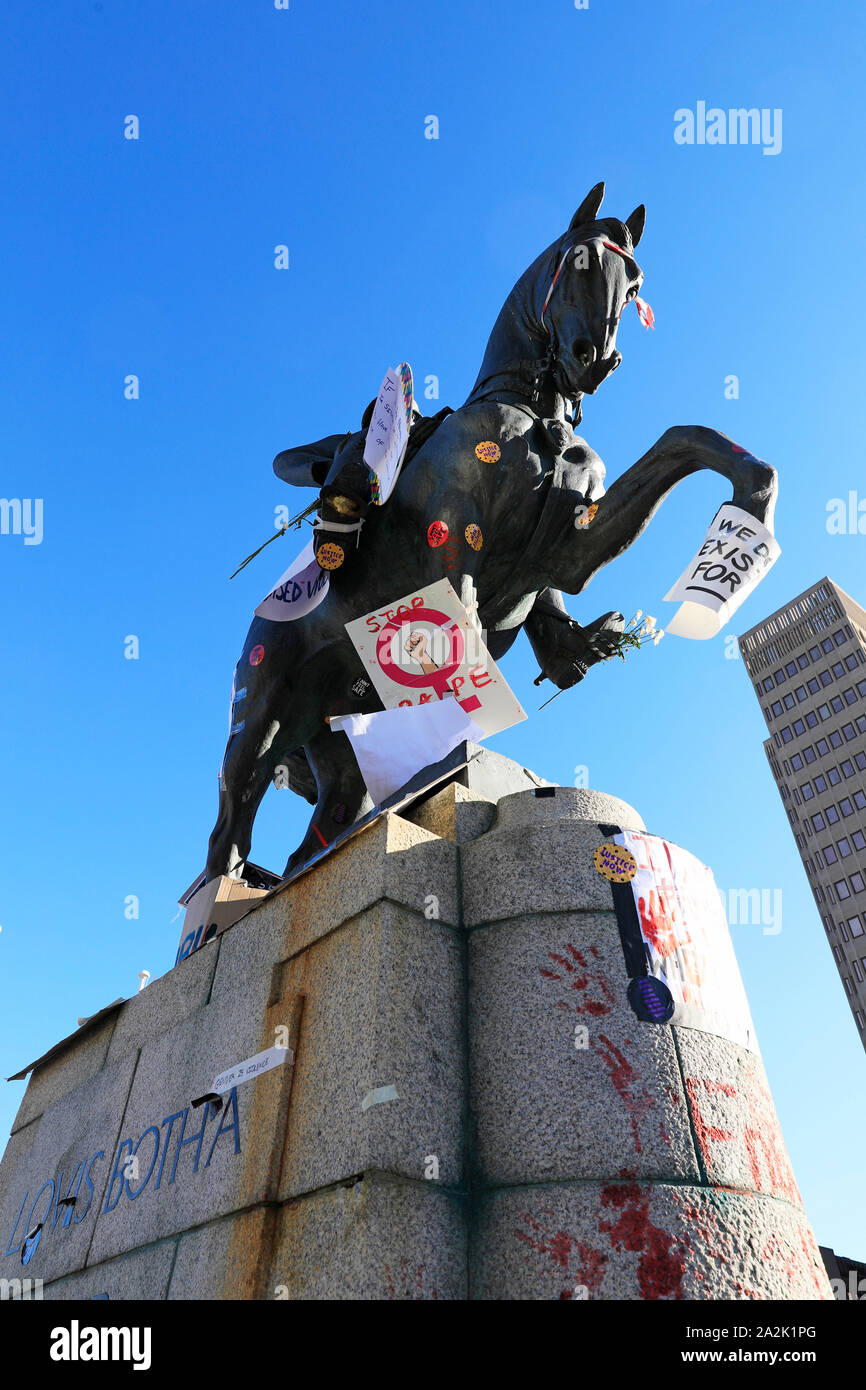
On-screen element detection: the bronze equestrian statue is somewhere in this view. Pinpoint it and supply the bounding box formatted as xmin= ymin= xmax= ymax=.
xmin=204 ymin=183 xmax=777 ymax=880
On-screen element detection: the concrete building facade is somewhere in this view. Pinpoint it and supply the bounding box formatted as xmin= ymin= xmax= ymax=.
xmin=739 ymin=579 xmax=866 ymax=1048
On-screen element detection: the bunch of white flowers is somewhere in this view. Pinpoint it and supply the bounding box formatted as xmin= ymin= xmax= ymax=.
xmin=614 ymin=610 xmax=666 ymax=660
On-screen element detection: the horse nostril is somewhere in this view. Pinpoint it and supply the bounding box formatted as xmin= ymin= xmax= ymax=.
xmin=573 ymin=339 xmax=596 ymax=369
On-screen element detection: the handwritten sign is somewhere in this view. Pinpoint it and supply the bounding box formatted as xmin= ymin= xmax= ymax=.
xmin=255 ymin=539 xmax=329 ymax=623
xmin=343 ymin=579 xmax=526 ymax=738
xmin=363 ymin=363 xmax=413 ymax=505
xmin=212 ymin=1045 xmax=292 ymax=1095
xmin=664 ymin=503 xmax=780 ymax=639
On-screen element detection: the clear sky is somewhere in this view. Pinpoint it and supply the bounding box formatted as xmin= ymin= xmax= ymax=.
xmin=2 ymin=0 xmax=865 ymax=1258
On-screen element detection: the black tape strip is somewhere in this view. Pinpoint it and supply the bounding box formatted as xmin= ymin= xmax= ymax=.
xmin=596 ymin=823 xmax=648 ymax=979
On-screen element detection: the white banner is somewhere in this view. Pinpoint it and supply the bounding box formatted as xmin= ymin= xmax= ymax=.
xmin=664 ymin=503 xmax=780 ymax=639
xmin=212 ymin=1045 xmax=292 ymax=1095
xmin=255 ymin=538 xmax=329 ymax=622
xmin=331 ymin=700 xmax=486 ymax=804
xmin=343 ymin=579 xmax=526 ymax=738
xmin=614 ymin=830 xmax=758 ymax=1052
xmin=363 ymin=363 xmax=413 ymax=505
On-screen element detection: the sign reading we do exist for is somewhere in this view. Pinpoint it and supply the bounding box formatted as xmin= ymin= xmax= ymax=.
xmin=344 ymin=579 xmax=526 ymax=737
xmin=664 ymin=502 xmax=780 ymax=639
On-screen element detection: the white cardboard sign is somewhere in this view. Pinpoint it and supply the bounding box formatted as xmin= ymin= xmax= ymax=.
xmin=664 ymin=503 xmax=780 ymax=639
xmin=363 ymin=363 xmax=413 ymax=504
xmin=212 ymin=1045 xmax=292 ymax=1095
xmin=255 ymin=539 xmax=329 ymax=623
xmin=343 ymin=579 xmax=526 ymax=737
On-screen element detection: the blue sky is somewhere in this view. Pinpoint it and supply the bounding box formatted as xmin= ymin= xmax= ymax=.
xmin=2 ymin=0 xmax=865 ymax=1258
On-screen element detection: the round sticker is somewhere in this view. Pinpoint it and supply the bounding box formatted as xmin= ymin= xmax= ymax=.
xmin=593 ymin=842 xmax=637 ymax=883
xmin=574 ymin=503 xmax=598 ymax=528
xmin=427 ymin=520 xmax=449 ymax=547
xmin=465 ymin=523 xmax=483 ymax=550
xmin=249 ymin=645 xmax=265 ymax=667
xmin=475 ymin=441 xmax=501 ymax=463
xmin=316 ymin=542 xmax=345 ymax=570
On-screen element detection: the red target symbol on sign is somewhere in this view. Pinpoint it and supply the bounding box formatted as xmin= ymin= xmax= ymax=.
xmin=376 ymin=606 xmax=464 ymax=698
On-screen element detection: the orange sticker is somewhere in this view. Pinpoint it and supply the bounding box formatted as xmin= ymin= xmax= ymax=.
xmin=317 ymin=542 xmax=345 ymax=570
xmin=249 ymin=645 xmax=265 ymax=666
xmin=475 ymin=441 xmax=501 ymax=463
xmin=593 ymin=843 xmax=637 ymax=883
xmin=465 ymin=523 xmax=483 ymax=551
xmin=575 ymin=503 xmax=599 ymax=528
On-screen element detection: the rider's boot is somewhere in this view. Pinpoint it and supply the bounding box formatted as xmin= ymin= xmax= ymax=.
xmin=525 ymin=591 xmax=625 ymax=688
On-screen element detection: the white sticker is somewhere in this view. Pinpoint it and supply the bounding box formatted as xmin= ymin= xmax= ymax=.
xmin=343 ymin=579 xmax=526 ymax=737
xmin=212 ymin=1044 xmax=293 ymax=1095
xmin=361 ymin=1084 xmax=399 ymax=1112
xmin=663 ymin=503 xmax=780 ymax=639
xmin=363 ymin=364 xmax=413 ymax=504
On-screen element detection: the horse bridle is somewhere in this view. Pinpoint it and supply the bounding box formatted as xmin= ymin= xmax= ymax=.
xmin=532 ymin=237 xmax=654 ymax=407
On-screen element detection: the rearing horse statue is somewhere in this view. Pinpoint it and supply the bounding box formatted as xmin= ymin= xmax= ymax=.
xmin=205 ymin=183 xmax=777 ymax=880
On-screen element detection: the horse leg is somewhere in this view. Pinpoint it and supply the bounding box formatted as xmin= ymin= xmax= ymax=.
xmin=283 ymin=723 xmax=373 ymax=876
xmin=205 ymin=706 xmax=285 ymax=881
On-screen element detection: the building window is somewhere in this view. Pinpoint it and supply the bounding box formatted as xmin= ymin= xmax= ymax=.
xmin=814 ymin=774 xmax=827 ymax=793
xmin=826 ymin=806 xmax=840 ymax=824
xmin=805 ymin=820 xmax=813 ymax=837
xmin=856 ymin=1011 xmax=864 ymax=1030
xmin=857 ymin=715 xmax=866 ymax=733
xmin=859 ymin=679 xmax=866 ymax=697
xmin=817 ymin=739 xmax=829 ymax=757
xmin=798 ymin=654 xmax=810 ymax=670
xmin=829 ymin=732 xmax=843 ymax=749
xmin=846 ymin=654 xmax=859 ymax=671
xmin=844 ymin=977 xmax=854 ymax=996
xmin=781 ymin=727 xmax=793 ymax=744
xmin=818 ymin=704 xmax=831 ymax=720
xmin=841 ymin=723 xmax=856 ymax=740
xmin=791 ymin=753 xmax=804 ymax=771
xmin=852 ymin=830 xmax=866 ymax=851
xmin=851 ymin=872 xmax=866 ymax=895
xmin=762 ymin=677 xmax=775 ymax=693
xmin=822 ymin=638 xmax=835 ymax=654
xmin=835 ymin=879 xmax=851 ymax=900
xmin=795 ymin=685 xmax=807 ymax=702
xmin=815 ymin=850 xmax=825 ymax=868
xmin=806 ymin=712 xmax=819 ymax=729
xmin=854 ymin=958 xmax=864 ymax=982
xmin=786 ymin=661 xmax=798 ymax=677
xmin=796 ymin=834 xmax=805 ymax=850
xmin=824 ymin=844 xmax=839 ymax=864
xmin=831 ymin=696 xmax=845 ymax=714
xmin=774 ymin=669 xmax=785 ymax=684
xmin=834 ymin=945 xmax=843 ymax=962
xmin=832 ymin=662 xmax=845 ymax=678
xmin=820 ymin=672 xmax=833 ymax=688
xmin=812 ymin=813 xmax=826 ymax=831
xmin=838 ymin=837 xmax=852 ymax=858
xmin=841 ymin=759 xmax=855 ymax=778
xmin=844 ymin=688 xmax=857 ymax=705
xmin=793 ymin=718 xmax=805 ymax=736
xmin=804 ymin=746 xmax=817 ymax=764
xmin=855 ymin=791 xmax=866 ymax=811
xmin=838 ymin=917 xmax=848 ymax=938
xmin=856 ymin=753 xmax=866 ymax=772
xmin=834 ymin=629 xmax=848 ymax=646
xmin=839 ymin=797 xmax=854 ymax=817
xmin=828 ymin=767 xmax=842 ymax=785
xmin=850 ymin=917 xmax=865 ymax=939
xmin=807 ymin=677 xmax=820 ymax=695
xmin=785 ymin=694 xmax=797 ymax=711
xmin=810 ymin=646 xmax=821 ymax=661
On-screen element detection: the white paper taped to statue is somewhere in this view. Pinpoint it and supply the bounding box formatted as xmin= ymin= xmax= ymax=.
xmin=663 ymin=503 xmax=780 ymax=639
xmin=255 ymin=538 xmax=329 ymax=622
xmin=330 ymin=699 xmax=486 ymax=805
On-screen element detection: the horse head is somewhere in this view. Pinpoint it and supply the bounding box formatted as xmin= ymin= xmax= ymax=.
xmin=470 ymin=182 xmax=647 ymax=415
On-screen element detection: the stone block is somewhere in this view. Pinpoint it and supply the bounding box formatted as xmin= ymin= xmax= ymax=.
xmin=404 ymin=782 xmax=496 ymax=845
xmin=469 ymin=913 xmax=699 ymax=1184
xmin=674 ymin=1027 xmax=804 ymax=1207
xmin=106 ymin=944 xmax=219 ymax=1067
xmin=42 ymin=1240 xmax=177 ymax=1300
xmin=169 ymin=1207 xmax=277 ymax=1299
xmin=0 ymin=1054 xmax=138 ymax=1286
xmin=270 ymin=1173 xmax=466 ymax=1300
xmin=280 ymin=901 xmax=464 ymax=1199
xmin=472 ymin=1181 xmax=833 ymax=1300
xmin=462 ymin=790 xmax=644 ymax=928
xmin=11 ymin=1013 xmax=118 ymax=1133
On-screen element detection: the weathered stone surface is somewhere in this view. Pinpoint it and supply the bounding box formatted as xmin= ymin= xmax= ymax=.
xmin=42 ymin=1240 xmax=176 ymax=1300
xmin=469 ymin=912 xmax=699 ymax=1184
xmin=0 ymin=1054 xmax=138 ymax=1286
xmin=169 ymin=1207 xmax=277 ymax=1299
xmin=236 ymin=812 xmax=460 ymax=967
xmin=674 ymin=1027 xmax=803 ymax=1206
xmin=270 ymin=1173 xmax=466 ymax=1300
xmin=472 ymin=1182 xmax=833 ymax=1300
xmin=11 ymin=1013 xmax=118 ymax=1133
xmin=404 ymin=781 xmax=495 ymax=845
xmin=280 ymin=901 xmax=464 ymax=1199
xmin=106 ymin=944 xmax=219 ymax=1068
xmin=86 ymin=970 xmax=286 ymax=1265
xmin=463 ymin=812 xmax=638 ymax=926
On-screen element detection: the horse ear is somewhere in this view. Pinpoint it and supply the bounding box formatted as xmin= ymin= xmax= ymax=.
xmin=568 ymin=182 xmax=605 ymax=231
xmin=625 ymin=204 xmax=646 ymax=248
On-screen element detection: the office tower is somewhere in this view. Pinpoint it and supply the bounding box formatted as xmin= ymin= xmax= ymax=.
xmin=739 ymin=579 xmax=866 ymax=1048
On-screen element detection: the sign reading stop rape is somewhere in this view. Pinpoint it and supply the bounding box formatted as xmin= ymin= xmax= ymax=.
xmin=344 ymin=579 xmax=526 ymax=737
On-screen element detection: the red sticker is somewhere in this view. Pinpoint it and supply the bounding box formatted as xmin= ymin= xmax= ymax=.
xmin=249 ymin=645 xmax=265 ymax=666
xmin=427 ymin=520 xmax=449 ymax=547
